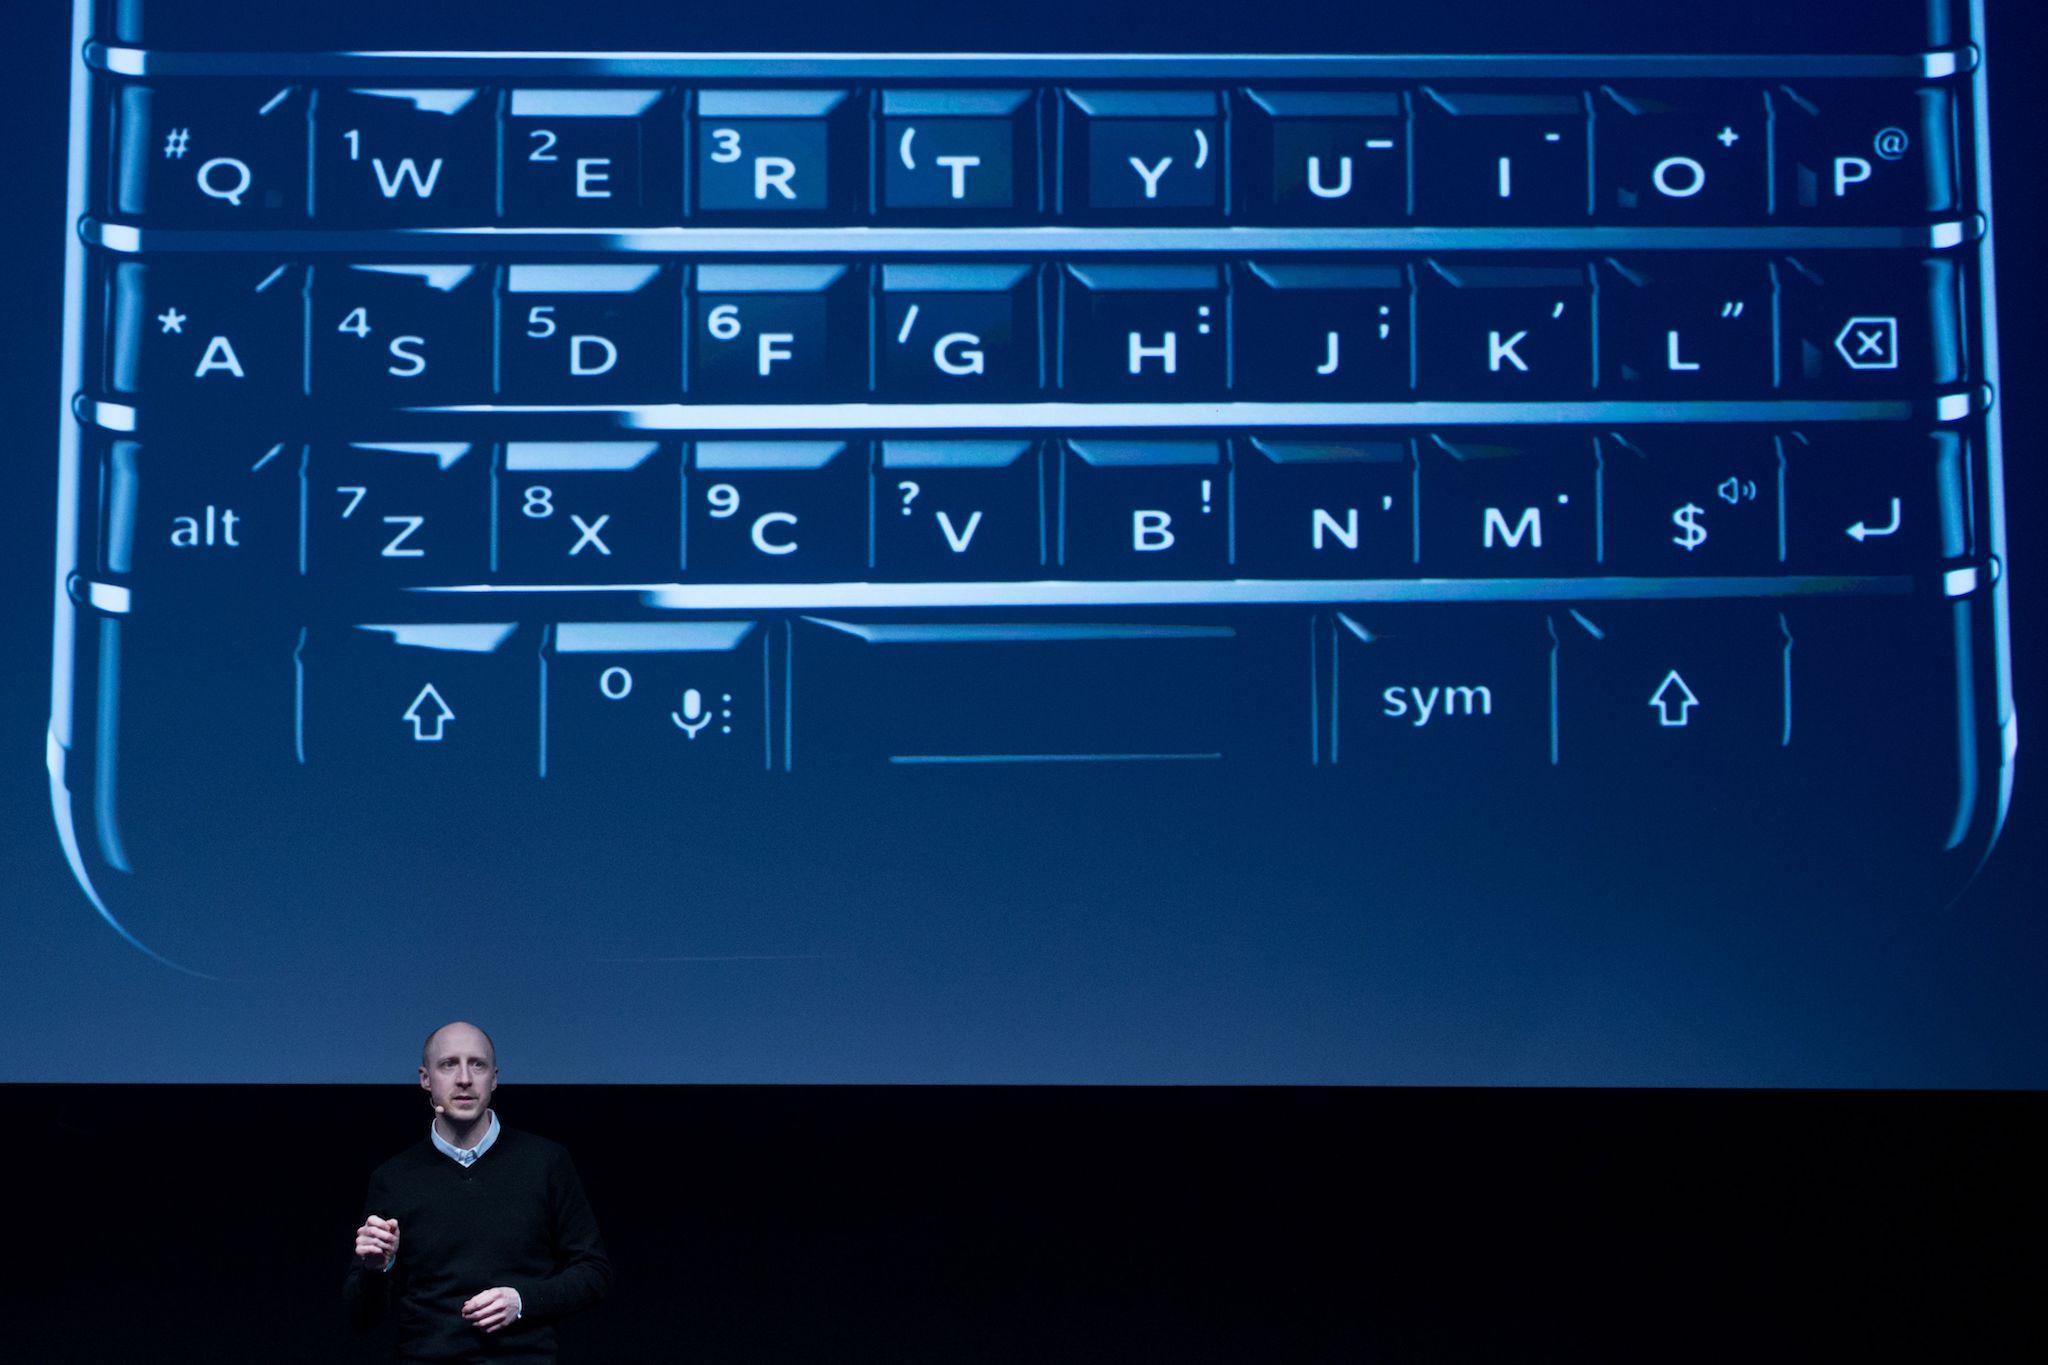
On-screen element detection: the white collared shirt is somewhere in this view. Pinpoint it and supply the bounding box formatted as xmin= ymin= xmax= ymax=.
xmin=431 ymin=1108 xmax=500 ymax=1166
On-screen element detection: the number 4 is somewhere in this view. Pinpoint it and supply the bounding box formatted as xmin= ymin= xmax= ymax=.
xmin=338 ymin=307 xmax=371 ymax=338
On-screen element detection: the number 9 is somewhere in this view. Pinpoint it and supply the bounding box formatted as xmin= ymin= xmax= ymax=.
xmin=706 ymin=483 xmax=740 ymax=519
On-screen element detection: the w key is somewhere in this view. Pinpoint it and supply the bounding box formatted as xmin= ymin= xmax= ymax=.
xmin=316 ymin=87 xmax=493 ymax=225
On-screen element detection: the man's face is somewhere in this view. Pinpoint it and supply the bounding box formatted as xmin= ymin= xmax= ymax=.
xmin=419 ymin=1023 xmax=497 ymax=1120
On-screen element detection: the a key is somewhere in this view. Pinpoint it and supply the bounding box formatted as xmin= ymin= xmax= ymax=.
xmin=1419 ymin=260 xmax=1595 ymax=397
xmin=875 ymin=264 xmax=1042 ymax=399
xmin=1776 ymin=256 xmax=1963 ymax=394
xmin=495 ymin=442 xmax=680 ymax=583
xmin=1772 ymin=84 xmax=1958 ymax=221
xmin=106 ymin=259 xmax=304 ymax=405
xmin=690 ymin=264 xmax=862 ymax=399
xmin=315 ymin=87 xmax=494 ymax=225
xmin=112 ymin=81 xmax=310 ymax=225
xmin=1598 ymin=431 xmax=1783 ymax=574
xmin=501 ymin=87 xmax=675 ymax=223
xmin=1239 ymin=89 xmax=1409 ymax=222
xmin=498 ymin=264 xmax=679 ymax=401
xmin=878 ymin=88 xmax=1035 ymax=215
xmin=1420 ymin=432 xmax=1598 ymax=574
xmin=544 ymin=621 xmax=768 ymax=778
xmin=312 ymin=264 xmax=490 ymax=402
xmin=1060 ymin=439 xmax=1229 ymax=574
xmin=1060 ymin=264 xmax=1227 ymax=398
xmin=1236 ymin=262 xmax=1413 ymax=398
xmin=873 ymin=441 xmax=1044 ymax=579
xmin=693 ymin=89 xmax=854 ymax=216
xmin=1599 ymin=258 xmax=1774 ymax=396
xmin=1236 ymin=438 xmax=1416 ymax=577
xmin=1062 ymin=89 xmax=1224 ymax=217
xmin=1415 ymin=89 xmax=1591 ymax=222
xmin=1594 ymin=85 xmax=1768 ymax=221
xmin=1780 ymin=429 xmax=1969 ymax=574
xmin=308 ymin=441 xmax=488 ymax=585
xmin=687 ymin=441 xmax=865 ymax=580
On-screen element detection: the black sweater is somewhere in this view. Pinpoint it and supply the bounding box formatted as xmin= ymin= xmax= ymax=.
xmin=343 ymin=1126 xmax=611 ymax=1362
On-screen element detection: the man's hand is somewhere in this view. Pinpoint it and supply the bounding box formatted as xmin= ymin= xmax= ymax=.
xmin=462 ymin=1287 xmax=522 ymax=1334
xmin=353 ymin=1215 xmax=400 ymax=1271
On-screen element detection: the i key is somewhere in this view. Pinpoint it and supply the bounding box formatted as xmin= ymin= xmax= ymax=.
xmin=1415 ymin=89 xmax=1592 ymax=223
xmin=317 ymin=88 xmax=493 ymax=225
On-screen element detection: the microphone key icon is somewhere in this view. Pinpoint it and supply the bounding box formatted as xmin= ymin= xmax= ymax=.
xmin=670 ymin=688 xmax=734 ymax=740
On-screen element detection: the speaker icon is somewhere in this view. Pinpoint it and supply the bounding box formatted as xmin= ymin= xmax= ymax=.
xmin=1716 ymin=476 xmax=1758 ymax=506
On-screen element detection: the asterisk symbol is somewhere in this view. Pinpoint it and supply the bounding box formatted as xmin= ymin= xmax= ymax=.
xmin=157 ymin=308 xmax=187 ymax=334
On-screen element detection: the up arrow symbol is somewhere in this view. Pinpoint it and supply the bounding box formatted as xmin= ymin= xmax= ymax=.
xmin=1648 ymin=670 xmax=1699 ymax=728
xmin=404 ymin=683 xmax=455 ymax=742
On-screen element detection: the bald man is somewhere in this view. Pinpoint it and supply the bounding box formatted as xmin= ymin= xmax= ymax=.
xmin=343 ymin=1022 xmax=612 ymax=1361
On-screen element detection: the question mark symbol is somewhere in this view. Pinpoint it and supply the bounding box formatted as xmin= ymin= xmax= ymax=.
xmin=897 ymin=480 xmax=921 ymax=516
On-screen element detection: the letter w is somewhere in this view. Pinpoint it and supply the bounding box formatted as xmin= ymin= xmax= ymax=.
xmin=372 ymin=158 xmax=444 ymax=199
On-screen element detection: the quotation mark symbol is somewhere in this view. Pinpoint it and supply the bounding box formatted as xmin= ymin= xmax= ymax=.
xmin=163 ymin=128 xmax=191 ymax=159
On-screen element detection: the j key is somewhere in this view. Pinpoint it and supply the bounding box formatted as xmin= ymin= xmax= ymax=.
xmin=1555 ymin=605 xmax=1789 ymax=772
xmin=1598 ymin=431 xmax=1782 ymax=574
xmin=1419 ymin=261 xmax=1594 ymax=397
xmin=1060 ymin=439 xmax=1228 ymax=574
xmin=1239 ymin=89 xmax=1409 ymax=222
xmin=1780 ymin=429 xmax=1968 ymax=574
xmin=496 ymin=442 xmax=680 ymax=583
xmin=499 ymin=264 xmax=679 ymax=401
xmin=875 ymin=264 xmax=1042 ymax=399
xmin=545 ymin=622 xmax=767 ymax=778
xmin=312 ymin=264 xmax=490 ymax=402
xmin=688 ymin=441 xmax=865 ymax=580
xmin=1776 ymin=256 xmax=1963 ymax=394
xmin=1599 ymin=258 xmax=1773 ymax=397
xmin=1063 ymin=90 xmax=1224 ymax=217
xmin=874 ymin=441 xmax=1044 ymax=578
xmin=113 ymin=82 xmax=309 ymax=225
xmin=1421 ymin=432 xmax=1598 ymax=574
xmin=1594 ymin=86 xmax=1767 ymax=221
xmin=1060 ymin=264 xmax=1227 ymax=398
xmin=878 ymin=89 xmax=1034 ymax=215
xmin=309 ymin=442 xmax=487 ymax=585
xmin=1415 ymin=89 xmax=1591 ymax=223
xmin=300 ymin=623 xmax=530 ymax=779
xmin=690 ymin=264 xmax=862 ymax=399
xmin=1331 ymin=608 xmax=1554 ymax=776
xmin=107 ymin=260 xmax=303 ymax=403
xmin=1236 ymin=438 xmax=1416 ymax=577
xmin=316 ymin=88 xmax=494 ymax=225
xmin=1236 ymin=262 xmax=1413 ymax=398
xmin=1772 ymin=84 xmax=1958 ymax=220
xmin=502 ymin=88 xmax=673 ymax=223
xmin=694 ymin=89 xmax=854 ymax=216
xmin=98 ymin=439 xmax=300 ymax=591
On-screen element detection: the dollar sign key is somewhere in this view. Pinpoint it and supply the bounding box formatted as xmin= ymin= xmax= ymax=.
xmin=1671 ymin=502 xmax=1708 ymax=552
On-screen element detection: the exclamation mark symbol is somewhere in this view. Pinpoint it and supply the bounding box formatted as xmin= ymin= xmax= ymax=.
xmin=1200 ymin=479 xmax=1213 ymax=515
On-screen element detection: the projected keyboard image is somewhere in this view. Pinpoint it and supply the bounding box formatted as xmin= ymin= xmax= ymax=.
xmin=50 ymin=1 xmax=2012 ymax=977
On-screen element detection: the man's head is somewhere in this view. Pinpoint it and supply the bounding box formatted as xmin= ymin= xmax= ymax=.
xmin=418 ymin=1020 xmax=498 ymax=1119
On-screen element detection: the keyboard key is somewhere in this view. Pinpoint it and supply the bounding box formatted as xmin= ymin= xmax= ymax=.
xmin=874 ymin=441 xmax=1044 ymax=578
xmin=1060 ymin=263 xmax=1227 ymax=397
xmin=308 ymin=442 xmax=488 ymax=585
xmin=107 ymin=259 xmax=304 ymax=404
xmin=1239 ymin=89 xmax=1409 ymax=222
xmin=693 ymin=89 xmax=854 ymax=215
xmin=98 ymin=438 xmax=300 ymax=590
xmin=1415 ymin=89 xmax=1591 ymax=222
xmin=878 ymin=89 xmax=1035 ymax=215
xmin=1781 ymin=429 xmax=1969 ymax=573
xmin=1772 ymin=84 xmax=1958 ymax=220
xmin=1594 ymin=85 xmax=1767 ymax=221
xmin=316 ymin=87 xmax=494 ymax=225
xmin=1061 ymin=439 xmax=1229 ymax=574
xmin=545 ymin=621 xmax=768 ymax=777
xmin=690 ymin=264 xmax=862 ymax=399
xmin=1598 ymin=258 xmax=1773 ymax=396
xmin=687 ymin=441 xmax=865 ymax=579
xmin=499 ymin=264 xmax=679 ymax=401
xmin=495 ymin=442 xmax=680 ymax=583
xmin=112 ymin=81 xmax=309 ymax=225
xmin=502 ymin=88 xmax=676 ymax=223
xmin=1062 ymin=90 xmax=1224 ymax=217
xmin=312 ymin=264 xmax=490 ymax=402
xmin=1236 ymin=262 xmax=1413 ymax=398
xmin=1598 ymin=431 xmax=1782 ymax=574
xmin=1776 ymin=256 xmax=1963 ymax=393
xmin=1419 ymin=261 xmax=1594 ymax=397
xmin=1236 ymin=438 xmax=1417 ymax=576
xmin=875 ymin=264 xmax=1042 ymax=399
xmin=1421 ymin=432 xmax=1598 ymax=574
xmin=300 ymin=623 xmax=531 ymax=778
xmin=1331 ymin=608 xmax=1555 ymax=774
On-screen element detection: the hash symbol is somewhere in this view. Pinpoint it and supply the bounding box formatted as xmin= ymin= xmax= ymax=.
xmin=163 ymin=128 xmax=191 ymax=159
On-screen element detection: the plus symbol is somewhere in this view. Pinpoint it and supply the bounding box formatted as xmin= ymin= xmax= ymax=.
xmin=1716 ymin=126 xmax=1741 ymax=148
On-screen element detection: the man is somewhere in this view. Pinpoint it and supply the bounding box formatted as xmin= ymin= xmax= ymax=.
xmin=344 ymin=1021 xmax=612 ymax=1361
